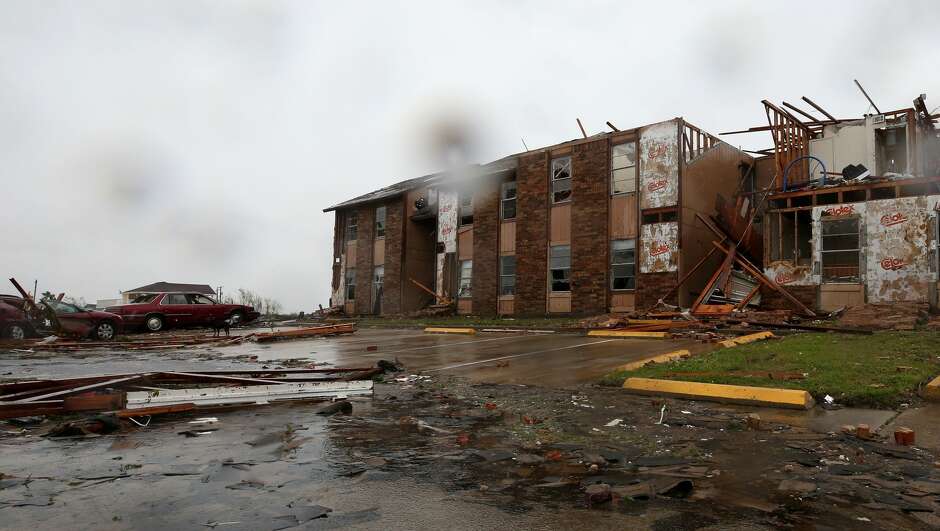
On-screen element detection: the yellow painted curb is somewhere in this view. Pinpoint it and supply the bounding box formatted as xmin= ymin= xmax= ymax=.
xmin=622 ymin=377 xmax=814 ymax=410
xmin=923 ymin=375 xmax=940 ymax=401
xmin=424 ymin=327 xmax=476 ymax=335
xmin=614 ymin=349 xmax=691 ymax=372
xmin=717 ymin=331 xmax=775 ymax=348
xmin=587 ymin=330 xmax=668 ymax=338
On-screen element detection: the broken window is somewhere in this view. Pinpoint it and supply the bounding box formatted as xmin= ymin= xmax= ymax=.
xmin=501 ymin=181 xmax=517 ymax=220
xmin=768 ymin=210 xmax=812 ymax=265
xmin=345 ymin=269 xmax=356 ymax=301
xmin=162 ymin=294 xmax=187 ymax=305
xmin=499 ymin=256 xmax=516 ymax=295
xmin=551 ymin=157 xmax=572 ymax=203
xmin=372 ymin=266 xmax=384 ymax=313
xmin=820 ymin=217 xmax=860 ymax=282
xmin=459 ymin=193 xmax=473 ymax=225
xmin=375 ymin=206 xmax=386 ymax=238
xmin=610 ymin=239 xmax=636 ymax=290
xmin=345 ymin=212 xmax=358 ymax=242
xmin=611 ymin=142 xmax=637 ymax=195
xmin=458 ymin=260 xmax=472 ymax=298
xmin=550 ymin=244 xmax=571 ymax=292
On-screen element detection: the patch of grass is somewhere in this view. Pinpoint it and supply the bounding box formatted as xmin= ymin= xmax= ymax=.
xmin=600 ymin=332 xmax=940 ymax=408
xmin=350 ymin=316 xmax=582 ymax=329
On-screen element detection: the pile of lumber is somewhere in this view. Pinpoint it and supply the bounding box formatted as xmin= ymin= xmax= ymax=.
xmin=253 ymin=323 xmax=355 ymax=343
xmin=0 ymin=366 xmax=378 ymax=420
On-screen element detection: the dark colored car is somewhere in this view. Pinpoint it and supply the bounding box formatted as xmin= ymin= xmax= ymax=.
xmin=0 ymin=295 xmax=35 ymax=340
xmin=0 ymin=295 xmax=123 ymax=340
xmin=106 ymin=293 xmax=260 ymax=332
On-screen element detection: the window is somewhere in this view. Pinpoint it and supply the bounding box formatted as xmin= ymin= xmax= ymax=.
xmin=551 ymin=157 xmax=572 ymax=203
xmin=373 ymin=266 xmax=384 ymax=313
xmin=769 ymin=210 xmax=812 ymax=265
xmin=499 ymin=256 xmax=516 ymax=295
xmin=459 ymin=193 xmax=473 ymax=225
xmin=501 ymin=181 xmax=517 ymax=220
xmin=458 ymin=260 xmax=472 ymax=298
xmin=130 ymin=294 xmax=158 ymax=304
xmin=189 ymin=294 xmax=217 ymax=304
xmin=820 ymin=217 xmax=860 ymax=282
xmin=375 ymin=206 xmax=386 ymax=238
xmin=611 ymin=142 xmax=637 ymax=195
xmin=611 ymin=240 xmax=636 ymax=290
xmin=642 ymin=209 xmax=678 ymax=224
xmin=550 ymin=245 xmax=571 ymax=292
xmin=162 ymin=294 xmax=188 ymax=305
xmin=345 ymin=268 xmax=356 ymax=300
xmin=346 ymin=212 xmax=358 ymax=242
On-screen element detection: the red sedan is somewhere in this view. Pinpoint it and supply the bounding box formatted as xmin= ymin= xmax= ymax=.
xmin=1 ymin=295 xmax=123 ymax=340
xmin=106 ymin=293 xmax=260 ymax=332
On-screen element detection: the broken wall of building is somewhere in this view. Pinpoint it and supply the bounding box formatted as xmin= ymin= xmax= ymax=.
xmin=864 ymin=196 xmax=934 ymax=303
xmin=402 ymin=188 xmax=437 ymax=312
xmin=639 ymin=120 xmax=680 ymax=209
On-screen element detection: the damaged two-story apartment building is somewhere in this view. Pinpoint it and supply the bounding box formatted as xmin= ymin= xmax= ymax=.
xmin=324 ymin=117 xmax=755 ymax=316
xmin=741 ymin=95 xmax=940 ymax=312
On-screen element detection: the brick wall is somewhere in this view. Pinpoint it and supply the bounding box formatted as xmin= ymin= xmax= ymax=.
xmin=571 ymin=139 xmax=609 ymax=315
xmin=472 ymin=177 xmax=500 ymax=316
xmin=383 ymin=198 xmax=404 ymax=315
xmin=331 ymin=211 xmax=343 ymax=305
xmin=354 ymin=206 xmax=375 ymax=315
xmin=636 ymin=272 xmax=678 ymax=309
xmin=759 ymin=285 xmax=817 ymax=312
xmin=515 ymin=152 xmax=550 ymax=315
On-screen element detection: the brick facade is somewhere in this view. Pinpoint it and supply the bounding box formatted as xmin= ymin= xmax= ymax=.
xmin=382 ymin=198 xmax=404 ymax=315
xmin=354 ymin=206 xmax=375 ymax=315
xmin=570 ymin=139 xmax=609 ymax=315
xmin=515 ymin=152 xmax=550 ymax=315
xmin=472 ymin=177 xmax=501 ymax=316
xmin=636 ymin=272 xmax=678 ymax=309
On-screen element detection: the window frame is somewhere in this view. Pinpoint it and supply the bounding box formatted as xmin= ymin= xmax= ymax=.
xmin=344 ymin=268 xmax=356 ymax=301
xmin=499 ymin=255 xmax=516 ymax=296
xmin=500 ymin=181 xmax=517 ymax=220
xmin=459 ymin=193 xmax=474 ymax=226
xmin=345 ymin=212 xmax=358 ymax=242
xmin=820 ymin=215 xmax=861 ymax=282
xmin=610 ymin=239 xmax=637 ymax=291
xmin=610 ymin=142 xmax=637 ymax=195
xmin=549 ymin=244 xmax=571 ymax=292
xmin=374 ymin=206 xmax=386 ymax=238
xmin=551 ymin=156 xmax=572 ymax=204
xmin=458 ymin=259 xmax=473 ymax=298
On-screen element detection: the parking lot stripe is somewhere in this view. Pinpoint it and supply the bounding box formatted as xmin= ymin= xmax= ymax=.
xmin=362 ymin=334 xmax=531 ymax=357
xmin=424 ymin=339 xmax=618 ymax=372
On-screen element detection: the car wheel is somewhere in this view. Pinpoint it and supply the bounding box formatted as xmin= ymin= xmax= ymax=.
xmin=229 ymin=311 xmax=244 ymax=326
xmin=145 ymin=315 xmax=164 ymax=332
xmin=5 ymin=324 xmax=26 ymax=340
xmin=95 ymin=321 xmax=116 ymax=341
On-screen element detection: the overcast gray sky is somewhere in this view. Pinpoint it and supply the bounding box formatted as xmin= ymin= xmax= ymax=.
xmin=2 ymin=0 xmax=938 ymax=311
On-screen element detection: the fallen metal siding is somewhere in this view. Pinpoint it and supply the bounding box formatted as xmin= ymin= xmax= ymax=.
xmin=639 ymin=120 xmax=679 ymax=209
xmin=640 ymin=221 xmax=679 ymax=273
xmin=125 ymin=380 xmax=374 ymax=409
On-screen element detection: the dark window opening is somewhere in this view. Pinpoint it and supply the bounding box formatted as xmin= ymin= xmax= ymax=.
xmin=871 ymin=186 xmax=896 ymax=200
xmin=769 ymin=210 xmax=811 ymax=265
xmin=642 ymin=209 xmax=678 ymax=224
xmin=610 ymin=239 xmax=636 ymax=290
xmin=372 ymin=266 xmax=384 ymax=314
xmin=499 ymin=256 xmax=516 ymax=295
xmin=550 ymin=245 xmax=571 ymax=292
xmin=816 ymin=193 xmax=838 ymax=205
xmin=551 ymin=157 xmax=572 ymax=203
xmin=375 ymin=206 xmax=386 ymax=238
xmin=842 ymin=189 xmax=866 ymax=202
xmin=821 ymin=217 xmax=860 ymax=282
xmin=501 ymin=181 xmax=517 ymax=220
xmin=458 ymin=260 xmax=472 ymax=298
xmin=345 ymin=269 xmax=356 ymax=301
xmin=791 ymin=195 xmax=812 ymax=207
xmin=459 ymin=193 xmax=473 ymax=225
xmin=900 ymin=183 xmax=930 ymax=197
xmin=661 ymin=210 xmax=678 ymax=222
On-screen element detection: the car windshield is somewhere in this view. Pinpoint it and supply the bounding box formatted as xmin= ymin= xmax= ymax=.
xmin=130 ymin=294 xmax=159 ymax=303
xmin=43 ymin=300 xmax=82 ymax=314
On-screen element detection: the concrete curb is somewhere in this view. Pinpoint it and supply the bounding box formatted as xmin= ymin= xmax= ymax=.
xmin=717 ymin=331 xmax=774 ymax=348
xmin=586 ymin=330 xmax=668 ymax=339
xmin=923 ymin=375 xmax=940 ymax=401
xmin=613 ymin=349 xmax=692 ymax=372
xmin=424 ymin=327 xmax=476 ymax=335
xmin=622 ymin=377 xmax=815 ymax=410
